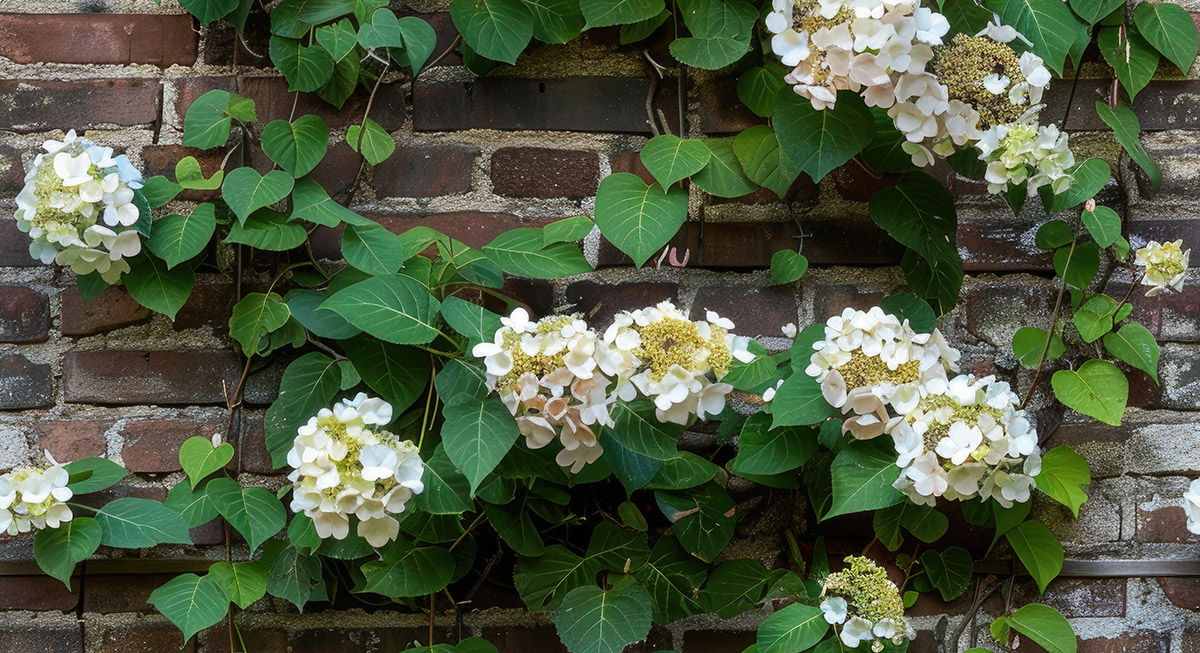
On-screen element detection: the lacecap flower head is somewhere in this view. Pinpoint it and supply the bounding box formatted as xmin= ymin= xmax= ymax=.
xmin=1135 ymin=239 xmax=1190 ymax=297
xmin=287 ymin=393 xmax=424 ymax=547
xmin=14 ymin=130 xmax=146 ymax=283
xmin=820 ymin=556 xmax=912 ymax=651
xmin=0 ymin=451 xmax=74 ymax=535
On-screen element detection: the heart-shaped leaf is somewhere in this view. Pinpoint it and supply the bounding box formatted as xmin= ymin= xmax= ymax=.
xmin=358 ymin=8 xmax=405 ymax=49
xmin=1098 ymin=27 xmax=1159 ymax=101
xmin=1051 ymin=359 xmax=1128 ymax=425
xmin=148 ymin=203 xmax=217 ymax=269
xmin=261 ymin=115 xmax=330 ymax=177
xmin=347 ymin=118 xmax=395 ymax=165
xmin=450 ymin=0 xmax=534 ymax=64
xmin=398 ymin=16 xmax=438 ymax=72
xmin=1103 ymin=322 xmax=1160 ymax=382
xmin=770 ymin=249 xmax=808 ymax=285
xmin=775 ymin=88 xmax=874 ymax=182
xmin=640 ymin=134 xmax=711 ymax=188
xmin=269 ymin=35 xmax=334 ymax=92
xmin=316 ymin=18 xmax=358 ymax=62
xmin=174 ymin=157 xmax=223 ymax=190
xmin=221 ymin=168 xmax=295 ymax=224
xmin=1082 ymin=205 xmax=1121 ymax=247
xmin=179 ymin=436 xmax=235 ymax=486
xmin=1134 ymin=0 xmax=1199 ymax=73
xmin=594 ymin=172 xmax=688 ymax=267
xmin=1041 ymin=158 xmax=1109 ymax=212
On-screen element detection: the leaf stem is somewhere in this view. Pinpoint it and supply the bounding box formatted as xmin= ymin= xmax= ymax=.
xmin=1019 ymin=236 xmax=1076 ymax=410
xmin=417 ymin=363 xmax=437 ymax=452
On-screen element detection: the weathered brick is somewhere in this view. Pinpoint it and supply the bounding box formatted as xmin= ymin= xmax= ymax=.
xmin=0 ymin=79 xmax=160 ymax=132
xmin=482 ymin=627 xmax=568 ymax=652
xmin=60 ymin=285 xmax=150 ymax=337
xmin=0 ymin=621 xmax=82 ymax=652
xmin=413 ymin=78 xmax=680 ymax=133
xmin=83 ymin=574 xmax=177 ymax=614
xmin=0 ymin=220 xmax=38 ymax=267
xmin=1077 ymin=633 xmax=1169 ymax=653
xmin=0 ymin=286 xmax=48 ymax=342
xmin=201 ymin=11 xmax=273 ymax=68
xmin=1160 ymin=343 xmax=1200 ymax=409
xmin=697 ymin=76 xmax=763 ymax=135
xmin=310 ymin=141 xmax=361 ymax=198
xmin=173 ymin=76 xmax=406 ymax=130
xmin=491 ymin=147 xmax=599 ymax=199
xmin=199 ymin=622 xmax=289 ymax=653
xmin=1046 ymin=80 xmax=1200 ymax=131
xmin=231 ymin=414 xmax=283 ymax=475
xmin=63 ymin=350 xmax=240 ymax=405
xmin=374 ymin=145 xmax=478 ymax=198
xmin=679 ymin=629 xmax=756 ymax=652
xmin=417 ymin=12 xmax=462 ymax=67
xmin=564 ymin=281 xmax=679 ymax=327
xmin=290 ymin=627 xmax=451 ymax=652
xmin=0 ymin=144 xmax=27 ymax=195
xmin=1010 ymin=578 xmax=1126 ymax=618
xmin=87 ymin=619 xmax=196 ymax=653
xmin=121 ymin=418 xmax=223 ymax=473
xmin=0 ymin=354 xmax=52 ymax=410
xmin=808 ymin=284 xmax=888 ymax=319
xmin=0 ymin=576 xmax=78 ymax=611
xmin=965 ymin=284 xmax=1055 ymax=348
xmin=690 ymin=285 xmax=798 ymax=337
xmin=957 ymin=211 xmax=1049 ymax=272
xmin=1160 ymin=577 xmax=1200 ymax=610
xmin=610 ymin=149 xmax=656 ymax=186
xmin=503 ymin=278 xmax=557 ymax=318
xmin=35 ymin=419 xmax=111 ymax=462
xmin=1137 ymin=505 xmax=1192 ymax=543
xmin=0 ymin=14 xmax=197 ymax=66
xmin=173 ymin=281 xmax=236 ymax=334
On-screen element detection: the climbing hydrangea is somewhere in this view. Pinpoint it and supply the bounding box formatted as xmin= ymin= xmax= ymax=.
xmin=819 ymin=556 xmax=912 ymax=651
xmin=0 ymin=452 xmax=74 ymax=535
xmin=287 ymin=393 xmax=425 ymax=547
xmin=15 ymin=130 xmax=146 ymax=283
xmin=1135 ymin=239 xmax=1190 ymax=296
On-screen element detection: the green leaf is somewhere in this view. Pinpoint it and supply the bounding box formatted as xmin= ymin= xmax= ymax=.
xmin=1044 ymin=158 xmax=1110 ymax=212
xmin=267 ymin=546 xmax=323 ymax=610
xmin=358 ymin=7 xmax=404 ymax=49
xmin=64 ymin=457 xmax=129 ymax=494
xmin=206 ymin=477 xmax=286 ymax=554
xmin=179 ymin=436 xmax=235 ymax=487
xmin=361 ymin=539 xmax=456 ymax=596
xmin=579 ymin=0 xmax=664 ymax=28
xmin=619 ymin=9 xmax=670 ymax=43
xmin=602 ymin=430 xmax=663 ymax=494
xmin=640 ymin=135 xmax=711 ymax=189
xmin=321 ymin=275 xmax=442 ymax=345
xmin=1069 ymin=0 xmax=1123 ymax=25
xmin=265 ymin=353 xmax=342 ymax=466
xmin=96 ymin=497 xmax=191 ymax=548
xmin=269 ymin=35 xmax=334 ymax=92
xmin=692 ymin=137 xmax=759 ymax=197
xmin=209 ymin=559 xmax=269 ymax=609
xmin=34 ymin=517 xmax=102 ymax=587
xmin=611 ymin=401 xmax=683 ymax=461
xmin=342 ymin=222 xmax=407 ymax=276
xmin=737 ymin=64 xmax=788 ymax=118
xmin=729 ymin=412 xmax=817 ymax=475
xmin=1006 ymin=521 xmax=1063 ymax=593
xmin=397 ymin=16 xmax=439 ymax=72
xmin=555 ymin=578 xmax=653 ymax=653
xmin=180 ymin=0 xmax=239 ymax=24
xmin=870 ymin=172 xmax=962 ymax=314
xmin=542 ymin=215 xmax=594 ymax=245
xmin=450 ymin=0 xmax=534 ymax=64
xmin=229 ymin=292 xmax=292 ymax=356
xmin=143 ymin=176 xmax=183 ymax=208
xmin=770 ymin=373 xmax=839 ymax=428
xmin=775 ymin=88 xmax=874 ymax=182
xmin=1096 ymin=101 xmax=1161 ymax=191
xmin=733 ymin=126 xmax=802 ymax=198
xmin=226 ymin=209 xmax=308 ymax=251
xmin=1003 ymin=603 xmax=1078 ymax=653
xmin=668 ymin=0 xmax=756 ymax=70
xmin=481 ymin=501 xmax=544 ymax=556
xmin=1072 ymin=294 xmax=1119 ymax=343
xmin=148 ymin=204 xmax=216 ymax=269
xmin=756 ymin=603 xmax=828 ymax=653
xmin=292 ymin=177 xmax=371 ymax=227
xmin=659 ymin=484 xmax=735 ymax=562
xmin=1034 ymin=446 xmax=1091 ymax=517
xmin=633 ymin=536 xmax=706 ymax=623
xmin=594 ymin=173 xmax=688 ymax=267
xmin=1036 ymin=220 xmax=1075 ymax=250
xmin=483 ymin=228 xmax=593 ymax=278
xmin=347 ymin=118 xmax=395 ymax=165
xmin=988 ymin=0 xmax=1086 ymax=74
xmin=296 ymin=0 xmax=357 ymax=23
xmin=164 ymin=478 xmax=219 ymax=528
xmin=514 ymin=522 xmax=648 ymax=611
xmin=879 ymin=293 xmax=937 ymax=334
xmin=1012 ymin=326 xmax=1066 ymax=368
xmin=412 ymin=446 xmax=474 ymax=514
xmin=442 ymin=397 xmax=520 ymax=494
xmin=1051 ymin=359 xmax=1128 ymax=426
xmin=261 ymin=116 xmax=330 ymax=177
xmin=920 ymin=546 xmax=973 ymax=601
xmin=1103 ymin=322 xmax=1160 ymax=382
xmin=442 ymin=296 xmax=503 ymax=344
xmin=1099 ymin=28 xmax=1159 ymax=101
xmin=341 ymin=335 xmax=430 ymax=413
xmin=221 ymin=168 xmax=295 ymax=225
xmin=1082 ymin=206 xmax=1121 ymax=247
xmin=148 ymin=573 xmax=228 ymax=644
xmin=873 ymin=503 xmax=948 ymax=550
xmin=1053 ymin=241 xmax=1100 ymax=290
xmin=522 ymin=0 xmax=585 ymax=43
xmin=286 ymin=289 xmax=361 ymax=340
xmin=316 ymin=18 xmax=358 ymax=62
xmin=124 ymin=254 xmax=194 ymax=320
xmin=826 ymin=438 xmax=904 ymax=520
xmin=182 ymin=89 xmax=245 ymax=149
xmin=1135 ymin=0 xmax=1199 ymax=72
xmin=700 ymin=558 xmax=770 ymax=618
xmin=942 ymin=0 xmax=992 ymax=35
xmin=175 ymin=157 xmax=223 ymax=190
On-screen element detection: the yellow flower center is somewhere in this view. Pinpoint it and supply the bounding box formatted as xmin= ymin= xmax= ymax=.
xmin=835 ymin=351 xmax=920 ymax=393
xmin=822 ymin=556 xmax=907 ymax=626
xmin=635 ymin=317 xmax=730 ymax=381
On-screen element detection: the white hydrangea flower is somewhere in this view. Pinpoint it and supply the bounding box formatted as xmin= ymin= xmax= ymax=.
xmin=1184 ymin=479 xmax=1200 ymax=535
xmin=976 ymin=120 xmax=1074 ymax=196
xmin=1135 ymin=239 xmax=1190 ymax=297
xmin=822 ymin=556 xmax=913 ymax=650
xmin=0 ymin=451 xmax=75 ymax=535
xmin=15 ymin=130 xmax=146 ymax=283
xmin=286 ymin=394 xmax=424 ymax=548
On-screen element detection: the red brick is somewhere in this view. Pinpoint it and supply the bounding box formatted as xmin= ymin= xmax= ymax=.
xmin=697 ymin=76 xmax=763 ymax=135
xmin=610 ymin=149 xmax=657 ymax=186
xmin=482 ymin=627 xmax=568 ymax=652
xmin=173 ymin=76 xmax=406 ymax=130
xmin=413 ymin=78 xmax=680 ymax=134
xmin=832 ymin=166 xmax=901 ymax=203
xmin=491 ymin=147 xmax=599 ymax=199
xmin=199 ymin=623 xmax=289 ymax=653
xmin=309 ymin=141 xmax=361 ymax=199
xmin=0 ymin=576 xmax=78 ymax=611
xmin=139 ymin=143 xmax=228 ymax=202
xmin=0 ymin=623 xmax=82 ymax=652
xmin=0 ymin=144 xmax=27 ymax=195
xmin=63 ymin=350 xmax=241 ymax=405
xmin=172 ymin=281 xmax=236 ymax=334
xmin=564 ymin=281 xmax=678 ymax=327
xmin=88 ymin=620 xmax=196 ymax=653
xmin=76 ymin=482 xmax=167 ymax=512
xmin=0 ymin=14 xmax=197 ymax=66
xmin=0 ymin=286 xmax=48 ymax=342
xmin=0 ymin=354 xmax=52 ymax=409
xmin=229 ymin=414 xmax=282 ymax=475
xmin=35 ymin=419 xmax=111 ymax=462
xmin=1129 ymin=220 xmax=1200 ymax=264
xmin=310 ymin=211 xmax=558 ymax=259
xmin=1138 ymin=506 xmax=1192 ymax=543
xmin=1044 ymin=79 xmax=1200 ymax=131
xmin=374 ymin=145 xmax=478 ymax=198
xmin=1007 ymin=578 xmax=1126 ymax=618
xmin=809 ymin=284 xmax=888 ymax=320
xmin=690 ymin=285 xmax=798 ymax=337
xmin=121 ymin=418 xmax=223 ymax=473
xmin=0 ymin=79 xmax=160 ymax=132
xmin=415 ymin=12 xmax=462 ymax=68
xmin=1159 ymin=577 xmax=1200 ymax=609
xmin=679 ymin=629 xmax=756 ymax=653
xmin=1077 ymin=633 xmax=1169 ymax=653
xmin=83 ymin=574 xmax=178 ymax=614
xmin=0 ymin=220 xmax=39 ymax=267
xmin=201 ymin=11 xmax=273 ymax=68
xmin=957 ymin=218 xmax=1049 ymax=273
xmin=503 ymin=278 xmax=557 ymax=318
xmin=60 ymin=285 xmax=150 ymax=337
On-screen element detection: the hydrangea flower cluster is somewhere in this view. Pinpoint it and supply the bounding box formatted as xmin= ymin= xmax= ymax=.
xmin=802 ymin=307 xmax=1041 ymax=506
xmin=287 ymin=393 xmax=425 ymax=547
xmin=473 ymin=302 xmax=753 ymax=472
xmin=0 ymin=452 xmax=74 ymax=535
xmin=15 ymin=130 xmax=145 ymax=283
xmin=766 ymin=1 xmax=1074 ymax=198
xmin=1135 ymin=239 xmax=1190 ymax=297
xmin=819 ymin=556 xmax=913 ymax=651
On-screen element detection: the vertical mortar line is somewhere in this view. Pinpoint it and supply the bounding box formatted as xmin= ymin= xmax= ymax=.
xmin=152 ymin=81 xmax=165 ymax=145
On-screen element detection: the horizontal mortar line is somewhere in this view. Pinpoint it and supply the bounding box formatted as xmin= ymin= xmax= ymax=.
xmin=974 ymin=559 xmax=1200 ymax=577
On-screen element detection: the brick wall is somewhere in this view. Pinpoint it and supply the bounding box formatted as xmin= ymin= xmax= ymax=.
xmin=0 ymin=1 xmax=1198 ymax=652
